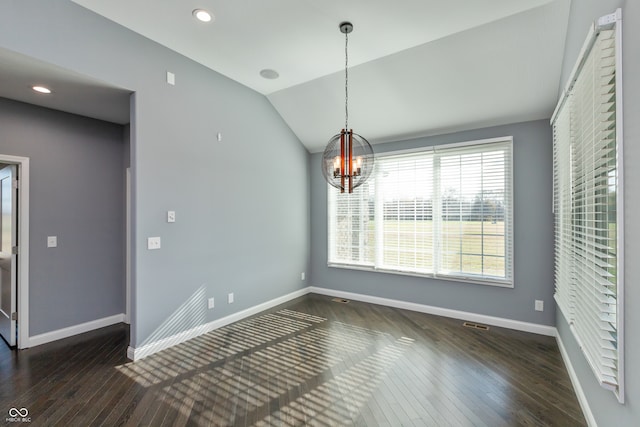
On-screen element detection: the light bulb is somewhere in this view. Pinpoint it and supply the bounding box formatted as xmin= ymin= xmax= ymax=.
xmin=32 ymin=86 xmax=51 ymax=94
xmin=193 ymin=9 xmax=213 ymax=22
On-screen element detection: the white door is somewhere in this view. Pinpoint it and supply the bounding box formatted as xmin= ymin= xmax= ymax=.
xmin=0 ymin=165 xmax=17 ymax=346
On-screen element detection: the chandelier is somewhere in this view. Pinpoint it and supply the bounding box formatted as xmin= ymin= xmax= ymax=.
xmin=321 ymin=22 xmax=374 ymax=193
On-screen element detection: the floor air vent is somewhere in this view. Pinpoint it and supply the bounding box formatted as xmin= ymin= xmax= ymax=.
xmin=332 ymin=298 xmax=350 ymax=304
xmin=463 ymin=321 xmax=489 ymax=331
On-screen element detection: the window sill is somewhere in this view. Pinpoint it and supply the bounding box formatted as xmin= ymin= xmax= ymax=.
xmin=327 ymin=262 xmax=514 ymax=288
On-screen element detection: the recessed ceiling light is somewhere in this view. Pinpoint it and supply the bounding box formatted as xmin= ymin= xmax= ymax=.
xmin=193 ymin=9 xmax=213 ymax=22
xmin=259 ymin=69 xmax=279 ymax=80
xmin=32 ymin=86 xmax=52 ymax=94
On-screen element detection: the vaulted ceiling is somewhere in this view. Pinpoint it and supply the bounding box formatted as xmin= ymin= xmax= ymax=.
xmin=1 ymin=0 xmax=572 ymax=152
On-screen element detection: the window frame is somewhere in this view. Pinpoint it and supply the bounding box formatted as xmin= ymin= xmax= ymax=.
xmin=327 ymin=136 xmax=514 ymax=288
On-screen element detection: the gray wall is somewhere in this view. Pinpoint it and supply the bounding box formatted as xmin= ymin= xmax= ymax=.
xmin=0 ymin=1 xmax=310 ymax=347
xmin=0 ymin=98 xmax=125 ymax=335
xmin=310 ymin=119 xmax=555 ymax=325
xmin=556 ymin=0 xmax=639 ymax=425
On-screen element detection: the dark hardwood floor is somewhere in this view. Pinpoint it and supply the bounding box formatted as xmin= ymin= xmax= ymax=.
xmin=0 ymin=294 xmax=586 ymax=426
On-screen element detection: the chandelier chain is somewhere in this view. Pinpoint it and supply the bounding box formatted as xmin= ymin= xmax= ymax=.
xmin=345 ymin=29 xmax=348 ymax=131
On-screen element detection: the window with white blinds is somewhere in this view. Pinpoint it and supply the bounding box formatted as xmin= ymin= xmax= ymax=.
xmin=551 ymin=10 xmax=623 ymax=402
xmin=328 ymin=138 xmax=513 ymax=286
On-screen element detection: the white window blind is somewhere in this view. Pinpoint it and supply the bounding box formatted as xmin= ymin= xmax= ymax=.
xmin=328 ymin=181 xmax=374 ymax=267
xmin=551 ymin=10 xmax=623 ymax=402
xmin=437 ymin=144 xmax=512 ymax=282
xmin=328 ymin=138 xmax=513 ymax=286
xmin=553 ymin=97 xmax=575 ymax=321
xmin=377 ymin=151 xmax=434 ymax=274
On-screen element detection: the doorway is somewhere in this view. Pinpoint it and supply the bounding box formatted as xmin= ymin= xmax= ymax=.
xmin=0 ymin=156 xmax=29 ymax=349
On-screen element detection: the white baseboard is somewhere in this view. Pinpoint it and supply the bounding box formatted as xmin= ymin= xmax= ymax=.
xmin=127 ymin=288 xmax=308 ymax=361
xmin=24 ymin=285 xmax=559 ymax=367
xmin=308 ymin=286 xmax=557 ymax=337
xmin=556 ymin=334 xmax=598 ymax=427
xmin=127 ymin=285 xmax=557 ymax=362
xmin=28 ymin=313 xmax=126 ymax=348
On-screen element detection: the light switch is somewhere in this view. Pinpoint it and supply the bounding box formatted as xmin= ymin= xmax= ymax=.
xmin=47 ymin=236 xmax=57 ymax=248
xmin=147 ymin=237 xmax=161 ymax=250
xmin=166 ymin=71 xmax=175 ymax=85
xmin=167 ymin=211 xmax=176 ymax=223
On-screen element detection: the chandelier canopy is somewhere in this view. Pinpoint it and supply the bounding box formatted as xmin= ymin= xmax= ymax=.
xmin=321 ymin=22 xmax=374 ymax=193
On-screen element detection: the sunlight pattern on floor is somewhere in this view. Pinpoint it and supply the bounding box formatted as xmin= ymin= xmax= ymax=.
xmin=117 ymin=310 xmax=323 ymax=387
xmin=254 ymin=336 xmax=415 ymax=426
xmin=116 ymin=309 xmax=414 ymax=425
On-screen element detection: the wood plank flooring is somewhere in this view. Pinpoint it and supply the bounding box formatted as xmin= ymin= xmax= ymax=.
xmin=0 ymin=294 xmax=586 ymax=426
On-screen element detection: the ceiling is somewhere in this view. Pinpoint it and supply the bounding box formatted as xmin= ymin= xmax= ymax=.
xmin=0 ymin=48 xmax=131 ymax=125
xmin=2 ymin=0 xmax=571 ymax=152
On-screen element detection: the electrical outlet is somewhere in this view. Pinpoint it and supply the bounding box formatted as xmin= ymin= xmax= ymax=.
xmin=208 ymin=297 xmax=215 ymax=309
xmin=301 ymin=272 xmax=305 ymax=281
xmin=47 ymin=236 xmax=57 ymax=248
xmin=147 ymin=237 xmax=161 ymax=250
xmin=535 ymin=300 xmax=544 ymax=312
xmin=167 ymin=211 xmax=176 ymax=223
xmin=228 ymin=293 xmax=234 ymax=304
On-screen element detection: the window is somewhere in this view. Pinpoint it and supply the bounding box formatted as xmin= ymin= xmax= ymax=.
xmin=552 ymin=10 xmax=623 ymax=402
xmin=328 ymin=137 xmax=513 ymax=286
